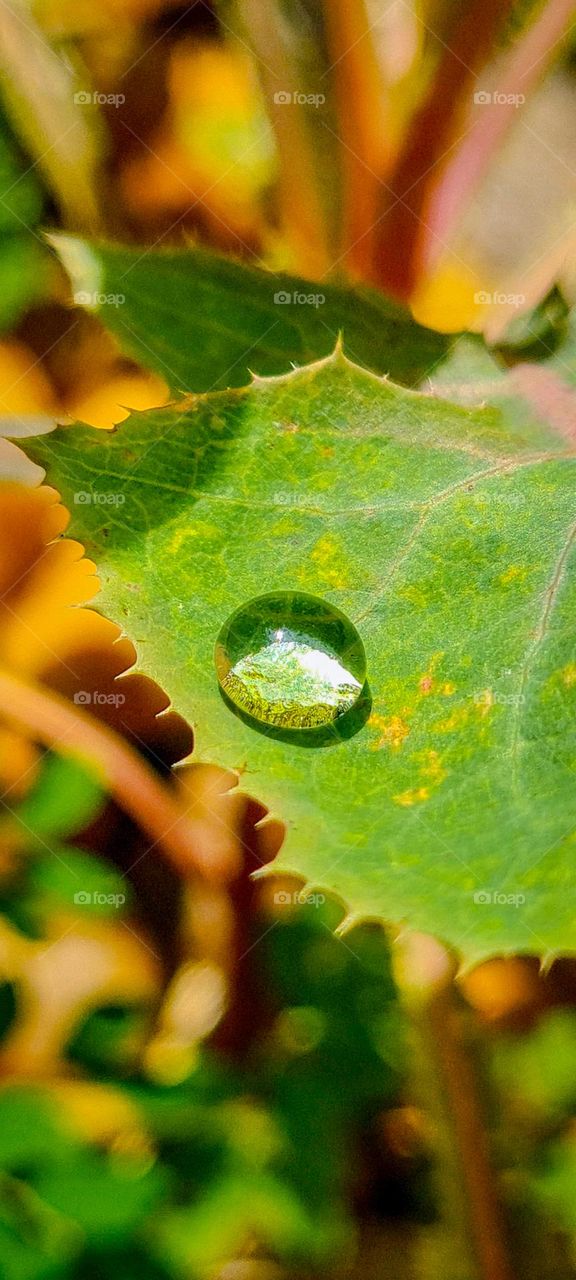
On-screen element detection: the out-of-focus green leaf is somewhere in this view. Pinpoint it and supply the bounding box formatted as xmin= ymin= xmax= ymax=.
xmin=35 ymin=1151 xmax=166 ymax=1245
xmin=54 ymin=236 xmax=450 ymax=393
xmin=534 ymin=1138 xmax=576 ymax=1236
xmin=0 ymin=1088 xmax=166 ymax=1252
xmin=152 ymin=1172 xmax=336 ymax=1275
xmin=0 ymin=1200 xmax=77 ymax=1280
xmin=71 ymin=1246 xmax=172 ymax=1280
xmin=0 ymin=756 xmax=124 ymax=933
xmin=66 ymin=1003 xmax=149 ymax=1074
xmin=0 ymin=238 xmax=50 ymax=333
xmin=14 ymin=756 xmax=103 ymax=842
xmin=0 ymin=903 xmax=407 ymax=1276
xmin=0 ymin=1089 xmax=66 ymax=1166
xmin=495 ymin=289 xmax=569 ymax=364
xmin=26 ymin=844 xmax=130 ymax=921
xmin=0 ymin=105 xmax=50 ymax=333
xmin=0 ymin=107 xmax=44 ymax=232
xmin=492 ymin=1011 xmax=576 ymax=1120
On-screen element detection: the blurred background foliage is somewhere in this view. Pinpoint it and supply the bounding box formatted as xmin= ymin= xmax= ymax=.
xmin=0 ymin=0 xmax=575 ymax=1276
xmin=0 ymin=737 xmax=575 ymax=1278
xmin=0 ymin=0 xmax=575 ymax=426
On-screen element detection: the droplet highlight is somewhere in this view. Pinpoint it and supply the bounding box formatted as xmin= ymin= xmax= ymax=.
xmin=214 ymin=592 xmax=367 ymax=734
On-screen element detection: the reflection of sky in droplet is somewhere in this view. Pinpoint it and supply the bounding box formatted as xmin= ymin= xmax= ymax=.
xmin=215 ymin=592 xmax=367 ymax=733
xmin=225 ymin=635 xmax=361 ymax=726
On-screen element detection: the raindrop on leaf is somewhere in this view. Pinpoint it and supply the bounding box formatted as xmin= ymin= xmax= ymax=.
xmin=214 ymin=592 xmax=367 ymax=737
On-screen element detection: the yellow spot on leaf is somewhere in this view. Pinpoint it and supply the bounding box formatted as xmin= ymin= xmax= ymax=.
xmin=306 ymin=535 xmax=349 ymax=589
xmin=168 ymin=522 xmax=220 ymax=554
xmin=393 ymin=787 xmax=429 ymax=807
xmin=561 ymin=663 xmax=576 ymax=687
xmin=368 ymin=713 xmax=410 ymax=751
xmin=433 ymin=704 xmax=470 ymax=733
xmin=418 ymin=749 xmax=447 ymax=785
xmin=400 ymin=584 xmax=429 ymax=608
xmin=499 ymin=565 xmax=526 ymax=586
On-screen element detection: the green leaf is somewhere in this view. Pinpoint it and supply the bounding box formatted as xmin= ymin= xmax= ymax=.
xmin=152 ymin=1173 xmax=337 ymax=1274
xmin=0 ymin=1088 xmax=165 ymax=1249
xmin=66 ymin=1003 xmax=149 ymax=1073
xmin=494 ymin=288 xmax=569 ymax=364
xmin=533 ymin=1138 xmax=576 ymax=1237
xmin=22 ymin=350 xmax=576 ymax=960
xmin=0 ymin=1204 xmax=76 ymax=1280
xmin=0 ymin=1089 xmax=65 ymax=1166
xmin=0 ymin=106 xmax=44 ymax=233
xmin=25 ymin=844 xmax=130 ymax=923
xmin=0 ymin=238 xmax=50 ymax=333
xmin=14 ymin=756 xmax=103 ymax=842
xmin=0 ymin=105 xmax=50 ymax=332
xmin=54 ymin=236 xmax=450 ymax=393
xmin=69 ymin=1246 xmax=172 ymax=1280
xmin=2 ymin=755 xmax=111 ymax=935
xmin=35 ymin=1151 xmax=165 ymax=1245
xmin=492 ymin=1011 xmax=576 ymax=1120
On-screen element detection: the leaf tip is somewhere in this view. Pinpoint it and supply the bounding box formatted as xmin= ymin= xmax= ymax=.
xmin=539 ymin=950 xmax=558 ymax=976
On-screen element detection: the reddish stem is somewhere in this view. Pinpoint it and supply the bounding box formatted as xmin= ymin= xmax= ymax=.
xmin=372 ymin=0 xmax=516 ymax=299
xmin=0 ymin=668 xmax=240 ymax=884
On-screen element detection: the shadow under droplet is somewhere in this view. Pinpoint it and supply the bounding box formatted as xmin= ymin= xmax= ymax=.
xmin=218 ymin=680 xmax=372 ymax=748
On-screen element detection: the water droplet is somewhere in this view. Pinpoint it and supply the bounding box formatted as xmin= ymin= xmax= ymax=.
xmin=215 ymin=592 xmax=367 ymax=736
